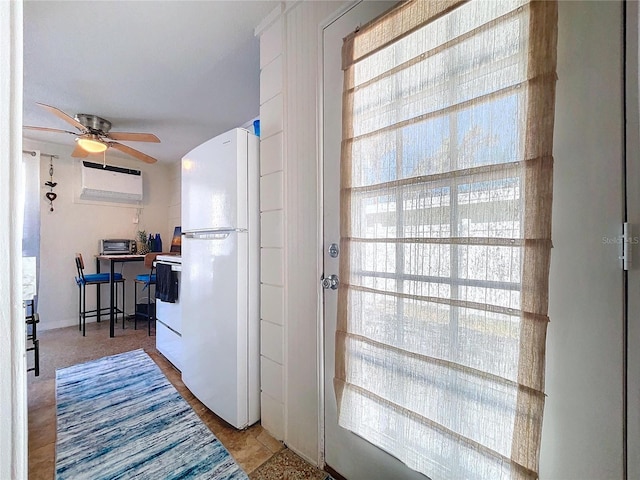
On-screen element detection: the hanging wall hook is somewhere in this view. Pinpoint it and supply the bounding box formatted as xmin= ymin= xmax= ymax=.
xmin=44 ymin=157 xmax=57 ymax=211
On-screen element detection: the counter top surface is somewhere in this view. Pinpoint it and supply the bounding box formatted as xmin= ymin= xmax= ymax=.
xmin=156 ymin=254 xmax=182 ymax=264
xmin=96 ymin=254 xmax=146 ymax=261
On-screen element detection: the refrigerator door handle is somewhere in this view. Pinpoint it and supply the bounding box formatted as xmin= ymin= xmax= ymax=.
xmin=183 ymin=228 xmax=245 ymax=240
xmin=184 ymin=231 xmax=230 ymax=240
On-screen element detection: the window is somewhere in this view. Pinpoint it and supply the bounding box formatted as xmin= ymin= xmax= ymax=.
xmin=335 ymin=1 xmax=557 ymax=478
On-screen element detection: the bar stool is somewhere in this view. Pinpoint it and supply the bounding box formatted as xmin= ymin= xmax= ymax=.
xmin=75 ymin=253 xmax=125 ymax=336
xmin=25 ymin=299 xmax=40 ymax=376
xmin=133 ymin=253 xmax=158 ymax=335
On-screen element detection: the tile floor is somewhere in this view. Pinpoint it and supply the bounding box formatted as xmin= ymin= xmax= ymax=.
xmin=27 ymin=320 xmax=331 ymax=479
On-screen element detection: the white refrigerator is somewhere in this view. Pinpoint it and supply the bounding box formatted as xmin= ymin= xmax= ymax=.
xmin=181 ymin=128 xmax=260 ymax=429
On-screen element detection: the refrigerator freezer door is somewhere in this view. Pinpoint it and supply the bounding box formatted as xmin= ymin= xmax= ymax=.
xmin=182 ymin=128 xmax=248 ymax=232
xmin=181 ymin=232 xmax=250 ymax=428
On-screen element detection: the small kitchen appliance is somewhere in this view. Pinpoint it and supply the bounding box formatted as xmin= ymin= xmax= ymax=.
xmin=100 ymin=239 xmax=133 ymax=255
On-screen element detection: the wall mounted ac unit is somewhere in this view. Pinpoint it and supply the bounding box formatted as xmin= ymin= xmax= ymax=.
xmin=80 ymin=161 xmax=143 ymax=202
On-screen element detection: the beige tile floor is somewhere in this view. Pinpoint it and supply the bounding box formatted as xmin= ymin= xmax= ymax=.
xmin=27 ymin=320 xmax=330 ymax=479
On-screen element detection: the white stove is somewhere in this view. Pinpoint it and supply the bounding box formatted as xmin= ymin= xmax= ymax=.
xmin=155 ymin=255 xmax=182 ymax=370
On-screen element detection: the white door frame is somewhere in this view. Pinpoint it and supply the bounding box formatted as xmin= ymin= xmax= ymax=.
xmin=316 ymin=3 xmax=422 ymax=477
xmin=624 ymin=2 xmax=639 ymax=477
xmin=315 ymin=3 xmax=362 ymax=467
xmin=0 ymin=1 xmax=28 ymax=478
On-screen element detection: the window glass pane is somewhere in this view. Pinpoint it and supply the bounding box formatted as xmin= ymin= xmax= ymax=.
xmin=457 ymin=308 xmax=521 ymax=381
xmin=350 ymin=133 xmax=397 ymax=186
xmin=456 ymin=95 xmax=523 ymax=168
xmin=401 ymin=119 xmax=451 ymax=177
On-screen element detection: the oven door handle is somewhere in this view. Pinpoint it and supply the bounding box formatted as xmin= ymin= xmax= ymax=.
xmin=156 ymin=261 xmax=181 ymax=272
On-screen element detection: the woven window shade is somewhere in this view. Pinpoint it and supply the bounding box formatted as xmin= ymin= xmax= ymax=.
xmin=335 ymin=1 xmax=557 ymax=478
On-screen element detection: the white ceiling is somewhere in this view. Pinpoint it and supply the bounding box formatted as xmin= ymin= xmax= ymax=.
xmin=23 ymin=0 xmax=278 ymax=165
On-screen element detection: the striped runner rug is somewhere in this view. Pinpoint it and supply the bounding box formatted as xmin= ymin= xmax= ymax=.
xmin=55 ymin=349 xmax=247 ymax=480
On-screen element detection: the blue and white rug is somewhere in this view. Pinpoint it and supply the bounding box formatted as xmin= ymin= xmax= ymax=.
xmin=55 ymin=349 xmax=248 ymax=480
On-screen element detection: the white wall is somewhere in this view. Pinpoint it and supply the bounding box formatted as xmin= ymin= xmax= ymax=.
xmin=258 ymin=3 xmax=286 ymax=442
xmin=256 ymin=0 xmax=339 ymax=463
xmin=541 ymin=1 xmax=625 ymax=478
xmin=281 ymin=1 xmax=338 ymax=462
xmin=166 ymin=161 xmax=181 ymax=239
xmin=23 ymin=138 xmax=175 ymax=330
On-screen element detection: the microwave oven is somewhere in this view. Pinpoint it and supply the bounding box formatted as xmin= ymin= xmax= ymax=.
xmin=100 ymin=239 xmax=133 ymax=255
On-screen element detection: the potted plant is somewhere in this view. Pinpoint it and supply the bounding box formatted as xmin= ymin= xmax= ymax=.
xmin=136 ymin=230 xmax=150 ymax=255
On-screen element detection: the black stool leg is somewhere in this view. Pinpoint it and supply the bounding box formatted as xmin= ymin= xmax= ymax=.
xmin=134 ymin=282 xmax=138 ymax=330
xmin=123 ymin=280 xmax=126 ymax=329
xmin=147 ymin=285 xmax=152 ymax=336
xmin=121 ymin=281 xmax=126 ymax=329
xmin=122 ymin=280 xmax=126 ymax=329
xmin=114 ymin=280 xmax=122 ymax=332
xmin=82 ymin=284 xmax=86 ymax=336
xmin=33 ymin=339 xmax=39 ymax=377
xmin=78 ymin=284 xmax=82 ymax=331
xmin=115 ymin=280 xmax=118 ymax=332
xmin=96 ymin=283 xmax=101 ymax=323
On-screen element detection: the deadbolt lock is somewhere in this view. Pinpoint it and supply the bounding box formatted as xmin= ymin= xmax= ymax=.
xmin=321 ymin=274 xmax=339 ymax=290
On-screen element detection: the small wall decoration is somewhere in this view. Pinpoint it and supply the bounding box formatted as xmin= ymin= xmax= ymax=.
xmin=44 ymin=156 xmax=57 ymax=211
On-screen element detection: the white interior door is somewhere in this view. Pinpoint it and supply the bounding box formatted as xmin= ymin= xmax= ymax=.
xmin=322 ymin=2 xmax=428 ymax=478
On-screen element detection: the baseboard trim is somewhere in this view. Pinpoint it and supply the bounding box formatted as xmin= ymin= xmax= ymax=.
xmin=39 ymin=315 xmax=134 ymax=331
xmin=39 ymin=317 xmax=79 ymax=331
xmin=324 ymin=465 xmax=347 ymax=480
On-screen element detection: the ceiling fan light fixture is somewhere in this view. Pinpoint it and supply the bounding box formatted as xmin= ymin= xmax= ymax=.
xmin=29 ymin=103 xmax=158 ymax=163
xmin=76 ymin=135 xmax=107 ymax=153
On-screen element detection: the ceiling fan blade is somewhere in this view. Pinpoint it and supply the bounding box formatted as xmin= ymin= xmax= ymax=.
xmin=108 ymin=142 xmax=157 ymax=164
xmin=36 ymin=102 xmax=87 ymax=132
xmin=71 ymin=143 xmax=90 ymax=158
xmin=106 ymin=132 xmax=160 ymax=143
xmin=23 ymin=125 xmax=78 ymax=135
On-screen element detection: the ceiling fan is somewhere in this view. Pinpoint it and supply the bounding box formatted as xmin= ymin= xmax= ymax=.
xmin=23 ymin=103 xmax=160 ymax=164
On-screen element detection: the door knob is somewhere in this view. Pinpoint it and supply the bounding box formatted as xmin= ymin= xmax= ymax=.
xmin=321 ymin=274 xmax=339 ymax=290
